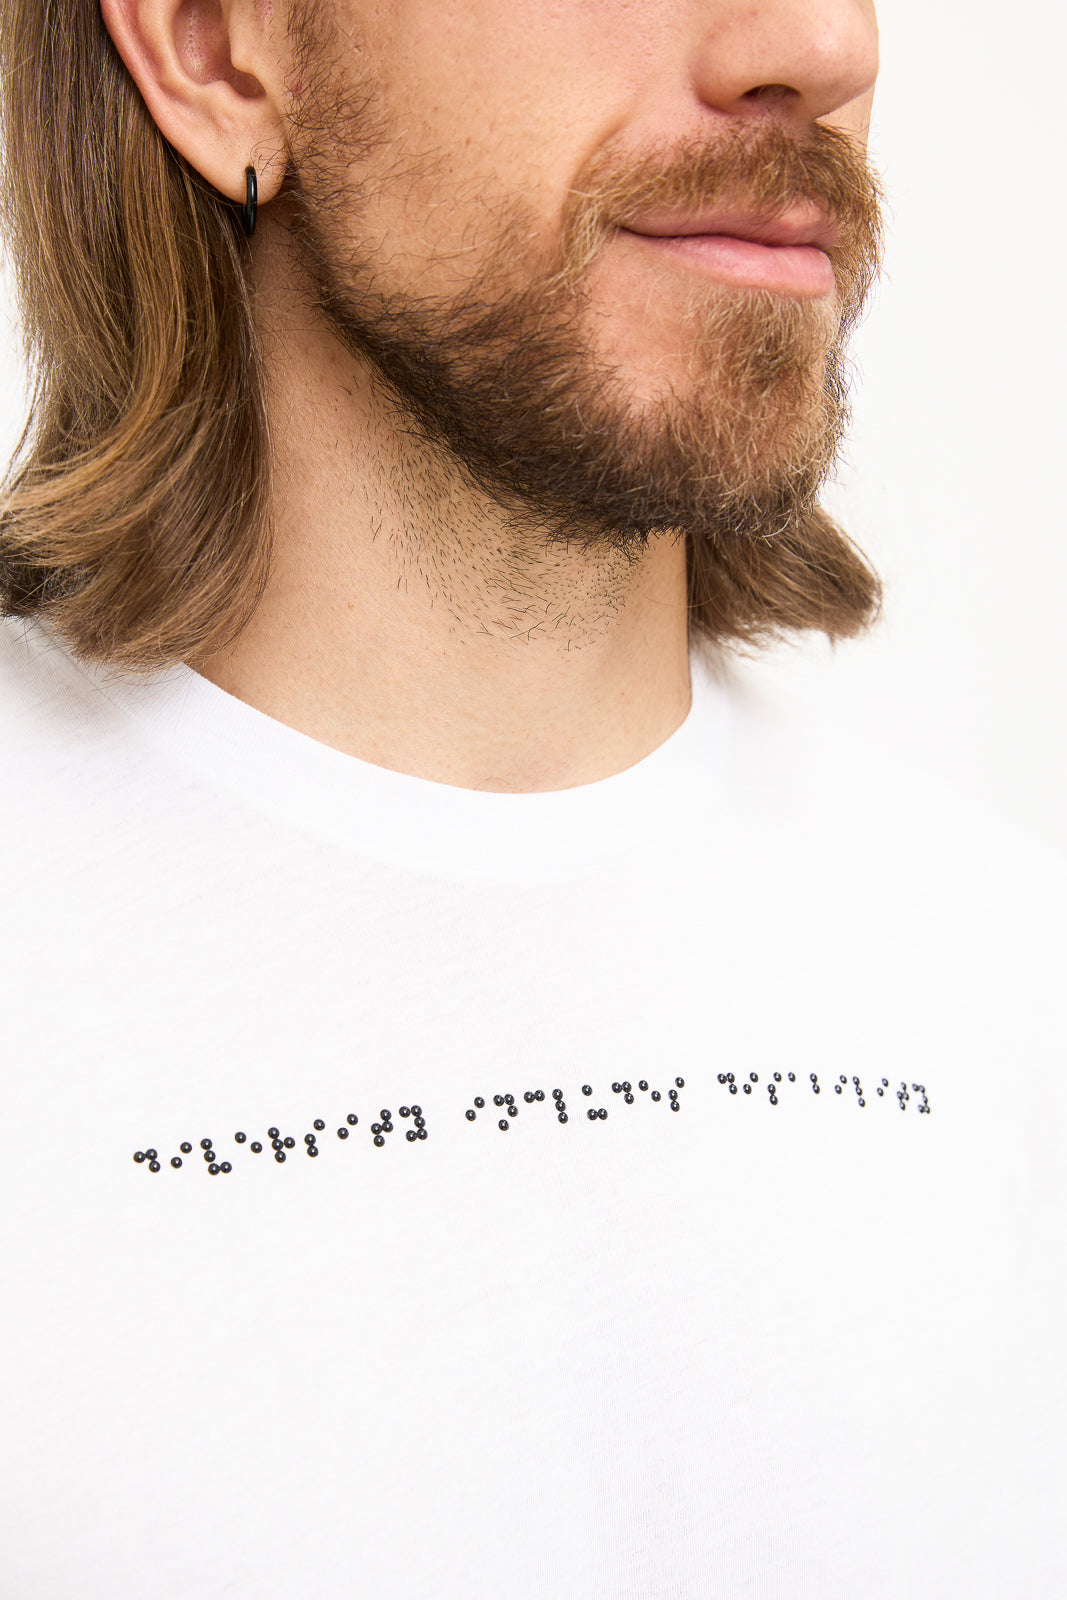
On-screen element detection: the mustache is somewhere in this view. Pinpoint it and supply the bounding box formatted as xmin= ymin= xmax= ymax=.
xmin=548 ymin=117 xmax=888 ymax=328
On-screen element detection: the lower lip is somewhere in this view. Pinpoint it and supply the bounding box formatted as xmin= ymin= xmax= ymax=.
xmin=622 ymin=231 xmax=835 ymax=296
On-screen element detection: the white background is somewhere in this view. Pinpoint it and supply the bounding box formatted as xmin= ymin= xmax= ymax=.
xmin=0 ymin=1 xmax=1064 ymax=853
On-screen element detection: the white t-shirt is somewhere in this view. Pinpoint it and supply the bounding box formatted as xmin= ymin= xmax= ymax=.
xmin=0 ymin=612 xmax=1063 ymax=1599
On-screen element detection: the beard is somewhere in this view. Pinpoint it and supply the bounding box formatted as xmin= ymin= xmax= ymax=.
xmin=275 ymin=24 xmax=888 ymax=641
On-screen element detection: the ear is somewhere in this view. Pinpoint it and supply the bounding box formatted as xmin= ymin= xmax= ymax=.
xmin=98 ymin=0 xmax=292 ymax=205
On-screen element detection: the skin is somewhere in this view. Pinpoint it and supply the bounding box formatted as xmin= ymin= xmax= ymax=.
xmin=99 ymin=0 xmax=880 ymax=792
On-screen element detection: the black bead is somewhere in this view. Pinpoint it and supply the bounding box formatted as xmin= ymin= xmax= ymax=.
xmin=839 ymin=1075 xmax=847 ymax=1085
xmin=272 ymin=1138 xmax=284 ymax=1151
xmin=380 ymin=1110 xmax=391 ymax=1122
xmin=313 ymin=1119 xmax=325 ymax=1131
xmin=133 ymin=1151 xmax=146 ymax=1164
xmin=749 ymin=1074 xmax=758 ymax=1084
xmin=274 ymin=1151 xmax=286 ymax=1163
xmin=769 ymin=1095 xmax=778 ymax=1106
xmin=670 ymin=1101 xmax=679 ymax=1112
xmin=587 ymin=1109 xmax=597 ymax=1121
xmin=773 ymin=1072 xmax=782 ymax=1082
xmin=669 ymin=1089 xmax=678 ymax=1100
xmin=347 ymin=1113 xmax=359 ymax=1126
xmin=373 ymin=1135 xmax=384 ymax=1147
xmin=381 ymin=1122 xmax=393 ymax=1133
xmin=597 ymin=1108 xmax=607 ymax=1120
xmin=250 ymin=1141 xmax=262 ymax=1153
xmin=209 ymin=1163 xmax=220 ymax=1175
xmin=371 ymin=1124 xmax=382 ymax=1135
xmin=835 ymin=1085 xmax=843 ymax=1094
xmin=788 ymin=1072 xmax=796 ymax=1082
xmin=727 ymin=1073 xmax=735 ymax=1083
xmin=877 ymin=1088 xmax=884 ymax=1097
xmin=810 ymin=1075 xmax=817 ymax=1084
xmin=304 ymin=1133 xmax=317 ymax=1145
xmin=472 ymin=1097 xmax=484 ymax=1109
xmin=410 ymin=1106 xmax=422 ymax=1116
xmin=169 ymin=1155 xmax=182 ymax=1169
xmin=493 ymin=1095 xmax=505 ymax=1107
xmin=743 ymin=1084 xmax=752 ymax=1094
xmin=399 ymin=1106 xmax=411 ymax=1118
xmin=220 ymin=1161 xmax=232 ymax=1173
xmin=504 ymin=1094 xmax=514 ymax=1105
xmin=413 ymin=1115 xmax=425 ymax=1128
xmin=639 ymin=1080 xmax=648 ymax=1091
xmin=306 ymin=1145 xmax=318 ymax=1157
xmin=675 ymin=1077 xmax=685 ymax=1088
xmin=235 ymin=1131 xmax=247 ymax=1144
xmin=524 ymin=1091 xmax=535 ymax=1103
xmin=558 ymin=1112 xmax=568 ymax=1124
xmin=507 ymin=1105 xmax=518 ymax=1117
xmin=466 ymin=1109 xmax=476 ymax=1121
xmin=853 ymin=1077 xmax=861 ymax=1086
xmin=148 ymin=1160 xmax=161 ymax=1172
xmin=729 ymin=1084 xmax=737 ymax=1095
xmin=406 ymin=1129 xmax=417 ymax=1142
xmin=534 ymin=1090 xmax=545 ymax=1101
xmin=612 ymin=1082 xmax=622 ymax=1094
xmin=814 ymin=1085 xmax=821 ymax=1094
xmin=624 ymin=1093 xmax=634 ymax=1103
xmin=552 ymin=1089 xmax=562 ymax=1099
xmin=858 ymin=1098 xmax=866 ymax=1107
xmin=651 ymin=1090 xmax=661 ymax=1102
xmin=268 ymin=1127 xmax=280 ymax=1139
xmin=337 ymin=1127 xmax=349 ymax=1139
xmin=145 ymin=1149 xmax=158 ymax=1160
xmin=582 ymin=1085 xmax=592 ymax=1096
xmin=203 ymin=1150 xmax=215 ymax=1162
xmin=180 ymin=1142 xmax=193 ymax=1153
xmin=556 ymin=1100 xmax=567 ymax=1111
xmin=622 ymin=1082 xmax=631 ymax=1093
xmin=416 ymin=1127 xmax=427 ymax=1139
xmin=881 ymin=1078 xmax=889 ymax=1087
xmin=718 ymin=1074 xmax=727 ymax=1084
xmin=499 ymin=1119 xmax=509 ymax=1131
xmin=200 ymin=1139 xmax=212 ymax=1151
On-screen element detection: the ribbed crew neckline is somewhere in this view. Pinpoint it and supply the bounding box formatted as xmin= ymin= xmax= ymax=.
xmin=54 ymin=627 xmax=732 ymax=882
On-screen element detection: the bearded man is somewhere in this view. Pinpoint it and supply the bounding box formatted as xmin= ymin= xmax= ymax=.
xmin=0 ymin=1 xmax=1062 ymax=1596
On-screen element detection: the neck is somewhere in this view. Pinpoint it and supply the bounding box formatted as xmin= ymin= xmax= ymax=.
xmin=188 ymin=233 xmax=693 ymax=795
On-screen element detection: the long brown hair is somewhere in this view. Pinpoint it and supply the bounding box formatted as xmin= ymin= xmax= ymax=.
xmin=0 ymin=0 xmax=880 ymax=674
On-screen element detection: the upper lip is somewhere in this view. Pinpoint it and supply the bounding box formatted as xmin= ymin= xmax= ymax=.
xmin=622 ymin=206 xmax=839 ymax=251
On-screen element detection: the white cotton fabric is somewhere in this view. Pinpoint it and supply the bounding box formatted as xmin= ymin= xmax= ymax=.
xmin=0 ymin=611 xmax=1064 ymax=1599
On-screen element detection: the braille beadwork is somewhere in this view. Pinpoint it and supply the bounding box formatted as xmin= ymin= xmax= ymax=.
xmin=171 ymin=1156 xmax=183 ymax=1169
xmin=466 ymin=1109 xmax=476 ymax=1121
xmin=250 ymin=1141 xmax=262 ymax=1153
xmin=235 ymin=1132 xmax=247 ymax=1144
xmin=474 ymin=1097 xmax=485 ymax=1108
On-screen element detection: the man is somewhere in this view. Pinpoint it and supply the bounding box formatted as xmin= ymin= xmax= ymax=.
xmin=0 ymin=1 xmax=1062 ymax=1596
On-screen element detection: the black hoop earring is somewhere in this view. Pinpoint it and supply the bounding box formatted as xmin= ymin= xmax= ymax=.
xmin=241 ymin=165 xmax=258 ymax=239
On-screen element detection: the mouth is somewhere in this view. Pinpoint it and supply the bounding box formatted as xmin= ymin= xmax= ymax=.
xmin=618 ymin=208 xmax=838 ymax=297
